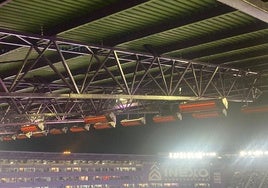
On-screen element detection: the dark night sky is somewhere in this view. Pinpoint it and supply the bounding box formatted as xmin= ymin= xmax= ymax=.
xmin=1 ymin=99 xmax=268 ymax=155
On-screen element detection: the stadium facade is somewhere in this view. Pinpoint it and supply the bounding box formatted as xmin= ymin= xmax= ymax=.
xmin=0 ymin=151 xmax=267 ymax=188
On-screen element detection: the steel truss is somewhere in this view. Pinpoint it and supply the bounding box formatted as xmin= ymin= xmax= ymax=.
xmin=0 ymin=29 xmax=261 ymax=132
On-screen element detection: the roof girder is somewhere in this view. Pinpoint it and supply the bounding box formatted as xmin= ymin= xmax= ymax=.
xmin=217 ymin=0 xmax=268 ymax=23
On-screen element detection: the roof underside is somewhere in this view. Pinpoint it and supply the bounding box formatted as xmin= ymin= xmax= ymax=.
xmin=0 ymin=0 xmax=267 ymax=133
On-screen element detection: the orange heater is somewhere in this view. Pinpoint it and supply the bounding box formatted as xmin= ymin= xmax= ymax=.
xmin=70 ymin=126 xmax=85 ymax=133
xmin=1 ymin=135 xmax=13 ymax=141
xmin=16 ymin=132 xmax=32 ymax=140
xmin=32 ymin=131 xmax=48 ymax=138
xmin=192 ymin=109 xmax=227 ymax=119
xmin=50 ymin=127 xmax=68 ymax=135
xmin=21 ymin=124 xmax=39 ymax=133
xmin=93 ymin=122 xmax=116 ymax=130
xmin=121 ymin=117 xmax=146 ymax=127
xmin=84 ymin=112 xmax=116 ymax=124
xmin=16 ymin=134 xmax=28 ymax=140
xmin=153 ymin=113 xmax=182 ymax=123
xmin=241 ymin=105 xmax=268 ymax=114
xmin=179 ymin=98 xmax=228 ymax=113
xmin=70 ymin=125 xmax=90 ymax=133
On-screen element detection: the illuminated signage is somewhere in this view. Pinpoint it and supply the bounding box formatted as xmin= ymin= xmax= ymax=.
xmin=148 ymin=163 xmax=210 ymax=182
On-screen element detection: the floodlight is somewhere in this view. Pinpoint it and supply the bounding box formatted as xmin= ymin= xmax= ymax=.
xmin=169 ymin=152 xmax=217 ymax=159
xmin=239 ymin=150 xmax=268 ymax=158
xmin=63 ymin=151 xmax=71 ymax=155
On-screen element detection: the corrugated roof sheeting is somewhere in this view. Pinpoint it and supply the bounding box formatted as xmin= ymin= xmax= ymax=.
xmin=165 ymin=29 xmax=268 ymax=58
xmin=117 ymin=11 xmax=257 ymax=51
xmin=21 ymin=55 xmax=93 ymax=79
xmin=195 ymin=43 xmax=268 ymax=63
xmin=229 ymin=56 xmax=268 ymax=72
xmin=0 ymin=47 xmax=39 ymax=75
xmin=0 ymin=47 xmax=72 ymax=78
xmin=0 ymin=1 xmax=267 ymax=82
xmin=0 ymin=0 xmax=119 ymax=33
xmin=58 ymin=0 xmax=218 ymax=44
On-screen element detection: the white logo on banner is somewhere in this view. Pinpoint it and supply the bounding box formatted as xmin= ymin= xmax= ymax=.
xmin=163 ymin=167 xmax=209 ymax=179
xmin=148 ymin=163 xmax=162 ymax=181
xmin=149 ymin=164 xmax=210 ymax=182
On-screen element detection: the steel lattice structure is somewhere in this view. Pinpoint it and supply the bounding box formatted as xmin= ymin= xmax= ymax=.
xmin=0 ymin=29 xmax=262 ymax=133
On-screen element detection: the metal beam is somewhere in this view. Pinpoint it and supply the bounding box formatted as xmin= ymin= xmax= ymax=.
xmin=217 ymin=0 xmax=268 ymax=23
xmin=81 ymin=53 xmax=94 ymax=92
xmin=114 ymin=51 xmax=131 ymax=95
xmin=0 ymin=92 xmax=208 ymax=101
xmin=9 ymin=46 xmax=34 ymax=91
xmin=82 ymin=51 xmax=113 ymax=93
xmin=0 ymin=78 xmax=22 ymax=114
xmin=102 ymin=64 xmax=128 ymax=94
xmin=0 ymin=119 xmax=84 ymax=127
xmin=183 ymin=78 xmax=199 ymax=97
xmin=169 ymin=61 xmax=175 ymax=94
xmin=9 ymin=42 xmax=52 ymax=91
xmin=130 ymin=56 xmax=140 ymax=93
xmin=170 ymin=63 xmax=192 ymax=95
xmin=132 ymin=57 xmax=157 ymax=94
xmin=156 ymin=58 xmax=169 ymax=94
xmin=191 ymin=64 xmax=201 ymax=95
xmin=54 ymin=41 xmax=80 ymax=93
xmin=201 ymin=67 xmax=219 ymax=96
xmin=0 ymin=0 xmax=12 ymax=7
xmin=139 ymin=63 xmax=169 ymax=95
xmin=32 ymin=45 xmax=78 ymax=93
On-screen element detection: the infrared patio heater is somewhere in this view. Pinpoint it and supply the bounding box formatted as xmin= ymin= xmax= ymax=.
xmin=241 ymin=104 xmax=268 ymax=114
xmin=120 ymin=117 xmax=146 ymax=127
xmin=69 ymin=125 xmax=90 ymax=133
xmin=152 ymin=113 xmax=182 ymax=123
xmin=84 ymin=112 xmax=116 ymax=130
xmin=49 ymin=127 xmax=68 ymax=135
xmin=179 ymin=98 xmax=228 ymax=119
xmin=15 ymin=122 xmax=47 ymax=139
